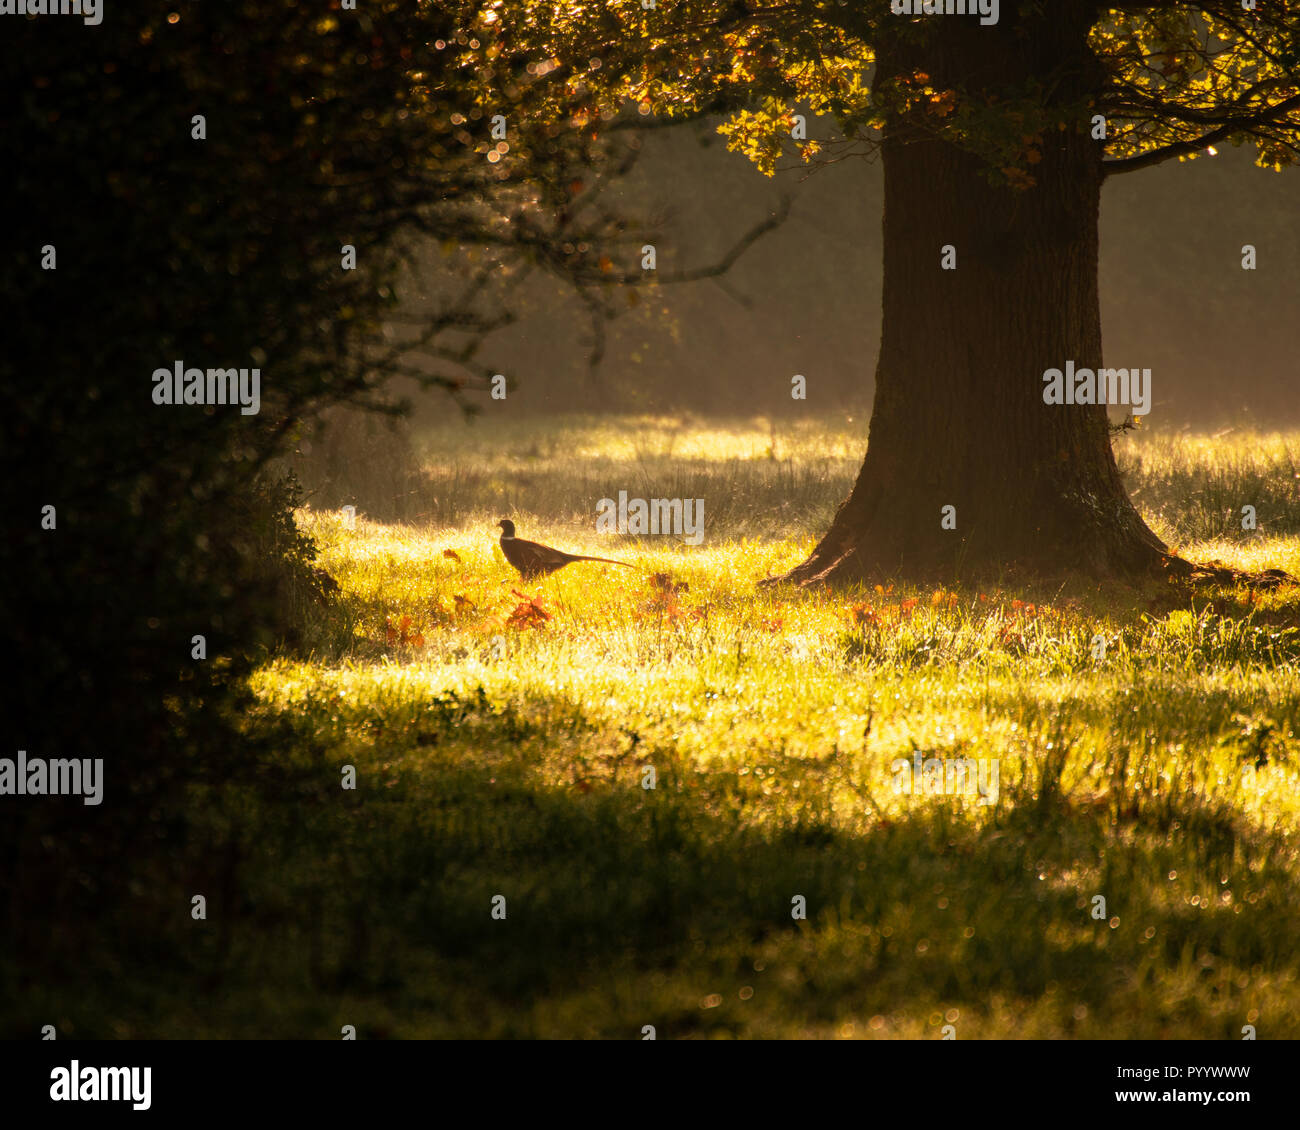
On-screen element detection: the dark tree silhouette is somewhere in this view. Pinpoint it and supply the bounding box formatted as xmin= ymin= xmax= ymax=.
xmin=2 ymin=0 xmax=776 ymax=963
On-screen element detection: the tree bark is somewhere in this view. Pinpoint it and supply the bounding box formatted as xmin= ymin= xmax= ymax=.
xmin=770 ymin=4 xmax=1172 ymax=587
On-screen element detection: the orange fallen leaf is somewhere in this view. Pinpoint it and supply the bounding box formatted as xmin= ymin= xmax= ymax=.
xmin=849 ymin=603 xmax=878 ymax=626
xmin=506 ymin=592 xmax=552 ymax=630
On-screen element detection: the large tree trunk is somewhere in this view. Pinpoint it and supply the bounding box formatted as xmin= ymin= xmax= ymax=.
xmin=772 ymin=4 xmax=1170 ymax=587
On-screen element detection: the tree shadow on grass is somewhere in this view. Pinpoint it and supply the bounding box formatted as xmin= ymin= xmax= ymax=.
xmin=7 ymin=686 xmax=1298 ymax=1039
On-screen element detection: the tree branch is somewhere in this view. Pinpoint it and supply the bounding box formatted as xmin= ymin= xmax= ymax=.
xmin=1102 ymin=91 xmax=1300 ymax=176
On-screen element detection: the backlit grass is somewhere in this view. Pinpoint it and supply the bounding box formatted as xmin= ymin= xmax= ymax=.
xmin=24 ymin=417 xmax=1300 ymax=1039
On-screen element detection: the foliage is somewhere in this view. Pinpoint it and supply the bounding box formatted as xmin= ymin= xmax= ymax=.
xmin=494 ymin=2 xmax=1300 ymax=184
xmin=0 ymin=0 xmax=676 ymax=957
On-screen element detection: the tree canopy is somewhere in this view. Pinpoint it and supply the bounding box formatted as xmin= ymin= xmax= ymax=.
xmin=488 ymin=2 xmax=1299 ymax=181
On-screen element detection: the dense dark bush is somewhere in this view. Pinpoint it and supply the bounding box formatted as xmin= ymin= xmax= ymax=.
xmin=0 ymin=3 xmax=443 ymax=965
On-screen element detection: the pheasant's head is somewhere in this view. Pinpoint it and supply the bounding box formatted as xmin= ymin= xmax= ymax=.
xmin=497 ymin=519 xmax=516 ymax=538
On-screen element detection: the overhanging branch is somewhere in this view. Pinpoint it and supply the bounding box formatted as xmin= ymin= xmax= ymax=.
xmin=1102 ymin=91 xmax=1300 ymax=175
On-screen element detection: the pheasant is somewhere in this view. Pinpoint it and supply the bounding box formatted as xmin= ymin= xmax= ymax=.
xmin=496 ymin=519 xmax=633 ymax=580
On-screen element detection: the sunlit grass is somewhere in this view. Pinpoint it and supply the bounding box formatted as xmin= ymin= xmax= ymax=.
xmin=162 ymin=418 xmax=1300 ymax=1039
xmin=33 ymin=418 xmax=1295 ymax=1038
xmin=1116 ymin=426 xmax=1300 ymax=544
xmin=416 ymin=411 xmax=873 ymax=465
xmin=295 ymin=410 xmax=1300 ymax=551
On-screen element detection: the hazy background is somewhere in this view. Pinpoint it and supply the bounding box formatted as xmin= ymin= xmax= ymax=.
xmin=399 ymin=118 xmax=1298 ymax=425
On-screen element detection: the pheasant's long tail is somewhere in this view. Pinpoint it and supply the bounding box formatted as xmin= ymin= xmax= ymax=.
xmin=571 ymin=555 xmax=635 ymax=569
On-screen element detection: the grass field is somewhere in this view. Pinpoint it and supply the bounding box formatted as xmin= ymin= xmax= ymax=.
xmin=29 ymin=416 xmax=1300 ymax=1039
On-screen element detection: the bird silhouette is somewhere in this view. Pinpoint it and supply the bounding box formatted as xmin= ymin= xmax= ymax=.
xmin=496 ymin=519 xmax=633 ymax=580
